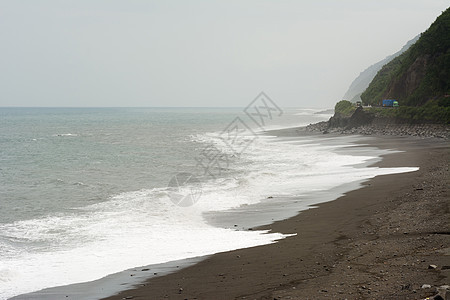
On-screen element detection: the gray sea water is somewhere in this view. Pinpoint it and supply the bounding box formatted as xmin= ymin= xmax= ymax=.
xmin=1 ymin=108 xmax=237 ymax=223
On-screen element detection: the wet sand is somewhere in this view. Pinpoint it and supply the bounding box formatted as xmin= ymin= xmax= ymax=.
xmin=103 ymin=135 xmax=449 ymax=300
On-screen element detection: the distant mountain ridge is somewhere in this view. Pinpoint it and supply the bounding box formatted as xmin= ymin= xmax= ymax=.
xmin=343 ymin=35 xmax=419 ymax=103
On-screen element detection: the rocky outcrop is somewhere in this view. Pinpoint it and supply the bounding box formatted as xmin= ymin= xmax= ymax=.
xmin=322 ymin=107 xmax=375 ymax=131
xmin=346 ymin=107 xmax=375 ymax=129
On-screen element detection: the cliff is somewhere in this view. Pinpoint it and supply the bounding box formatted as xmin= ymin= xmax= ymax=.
xmin=361 ymin=7 xmax=450 ymax=107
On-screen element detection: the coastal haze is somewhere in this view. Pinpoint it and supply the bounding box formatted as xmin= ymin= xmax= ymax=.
xmin=0 ymin=0 xmax=448 ymax=108
xmin=1 ymin=2 xmax=449 ymax=300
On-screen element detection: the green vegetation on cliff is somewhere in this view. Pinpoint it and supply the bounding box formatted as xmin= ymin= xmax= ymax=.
xmin=334 ymin=100 xmax=356 ymax=117
xmin=366 ymin=98 xmax=450 ymax=124
xmin=361 ymin=8 xmax=450 ymax=109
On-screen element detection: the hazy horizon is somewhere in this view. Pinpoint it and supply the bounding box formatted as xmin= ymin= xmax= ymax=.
xmin=1 ymin=1 xmax=448 ymax=108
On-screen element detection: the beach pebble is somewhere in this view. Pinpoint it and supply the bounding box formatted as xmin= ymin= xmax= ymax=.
xmin=437 ymin=285 xmax=450 ymax=300
xmin=422 ymin=284 xmax=432 ymax=289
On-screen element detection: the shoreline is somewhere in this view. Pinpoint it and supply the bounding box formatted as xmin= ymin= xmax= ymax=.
xmin=100 ymin=134 xmax=449 ymax=300
xmin=10 ymin=134 xmax=382 ymax=300
xmin=10 ymin=133 xmax=448 ymax=300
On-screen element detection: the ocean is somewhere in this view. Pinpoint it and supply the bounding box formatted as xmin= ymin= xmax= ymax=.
xmin=0 ymin=107 xmax=418 ymax=299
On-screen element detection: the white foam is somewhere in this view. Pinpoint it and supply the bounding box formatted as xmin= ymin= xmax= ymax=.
xmin=52 ymin=133 xmax=78 ymax=137
xmin=0 ymin=133 xmax=419 ymax=300
xmin=0 ymin=189 xmax=290 ymax=299
xmin=200 ymin=134 xmax=417 ymax=203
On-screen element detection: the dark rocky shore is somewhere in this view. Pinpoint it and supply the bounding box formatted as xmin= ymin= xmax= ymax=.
xmin=304 ymin=108 xmax=450 ymax=139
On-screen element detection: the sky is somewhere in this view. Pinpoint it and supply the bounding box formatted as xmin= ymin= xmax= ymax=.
xmin=0 ymin=1 xmax=448 ymax=108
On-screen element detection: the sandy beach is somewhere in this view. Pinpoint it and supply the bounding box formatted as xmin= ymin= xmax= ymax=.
xmin=100 ymin=134 xmax=449 ymax=300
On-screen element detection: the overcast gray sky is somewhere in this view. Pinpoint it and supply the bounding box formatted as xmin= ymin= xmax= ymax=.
xmin=0 ymin=0 xmax=448 ymax=108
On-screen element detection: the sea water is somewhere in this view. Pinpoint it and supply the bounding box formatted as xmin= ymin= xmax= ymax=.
xmin=0 ymin=107 xmax=417 ymax=299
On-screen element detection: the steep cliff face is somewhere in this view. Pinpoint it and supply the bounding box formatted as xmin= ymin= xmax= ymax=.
xmin=361 ymin=7 xmax=450 ymax=107
xmin=385 ymin=55 xmax=429 ymax=101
